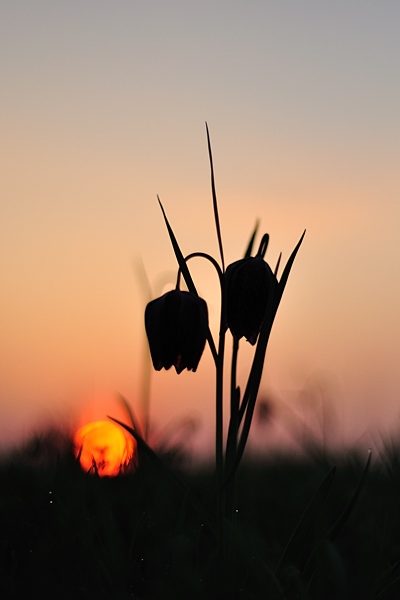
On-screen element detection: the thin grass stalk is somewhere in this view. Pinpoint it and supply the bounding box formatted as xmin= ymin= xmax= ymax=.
xmin=375 ymin=558 xmax=400 ymax=598
xmin=327 ymin=449 xmax=371 ymax=543
xmin=140 ymin=345 xmax=151 ymax=441
xmin=117 ymin=393 xmax=144 ymax=440
xmin=302 ymin=450 xmax=372 ymax=586
xmin=276 ymin=465 xmax=337 ymax=577
xmin=133 ymin=259 xmax=153 ymax=440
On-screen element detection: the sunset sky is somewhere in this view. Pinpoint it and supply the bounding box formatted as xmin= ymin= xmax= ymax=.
xmin=1 ymin=1 xmax=400 ymax=456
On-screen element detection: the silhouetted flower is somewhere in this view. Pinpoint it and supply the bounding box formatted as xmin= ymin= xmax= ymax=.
xmin=225 ymin=256 xmax=276 ymax=345
xmin=145 ymin=289 xmax=209 ymax=374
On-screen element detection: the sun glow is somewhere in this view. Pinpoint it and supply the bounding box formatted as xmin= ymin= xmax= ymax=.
xmin=74 ymin=420 xmax=136 ymax=476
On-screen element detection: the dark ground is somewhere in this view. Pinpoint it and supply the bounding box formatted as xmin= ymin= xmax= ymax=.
xmin=1 ymin=430 xmax=400 ymax=599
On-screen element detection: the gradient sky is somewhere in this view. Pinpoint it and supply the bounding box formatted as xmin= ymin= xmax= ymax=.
xmin=1 ymin=1 xmax=400 ymax=455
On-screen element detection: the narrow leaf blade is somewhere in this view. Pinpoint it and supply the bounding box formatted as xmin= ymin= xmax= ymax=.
xmin=157 ymin=196 xmax=218 ymax=363
xmin=244 ymin=221 xmax=260 ymax=258
xmin=206 ymin=123 xmax=225 ymax=271
xmin=327 ymin=449 xmax=371 ymax=542
xmin=275 ymin=229 xmax=306 ymax=308
xmin=276 ymin=465 xmax=336 ymax=575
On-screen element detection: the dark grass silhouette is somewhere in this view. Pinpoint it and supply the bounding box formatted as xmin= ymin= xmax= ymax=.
xmin=1 ymin=429 xmax=400 ymax=599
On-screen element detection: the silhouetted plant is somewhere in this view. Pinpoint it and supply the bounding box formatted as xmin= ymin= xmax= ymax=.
xmin=114 ymin=124 xmax=305 ymax=570
xmin=109 ymin=127 xmax=377 ymax=597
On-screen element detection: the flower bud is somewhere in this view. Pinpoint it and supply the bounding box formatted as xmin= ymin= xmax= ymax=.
xmin=145 ymin=289 xmax=209 ymax=374
xmin=225 ymin=256 xmax=276 ymax=345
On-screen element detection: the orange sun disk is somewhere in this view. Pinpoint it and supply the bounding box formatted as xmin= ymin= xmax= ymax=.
xmin=74 ymin=420 xmax=136 ymax=476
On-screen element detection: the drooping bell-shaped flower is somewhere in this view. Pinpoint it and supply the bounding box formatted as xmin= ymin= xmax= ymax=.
xmin=145 ymin=289 xmax=209 ymax=374
xmin=225 ymin=254 xmax=276 ymax=345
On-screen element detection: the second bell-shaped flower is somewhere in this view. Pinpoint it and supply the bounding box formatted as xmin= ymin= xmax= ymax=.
xmin=145 ymin=289 xmax=209 ymax=374
xmin=225 ymin=256 xmax=276 ymax=345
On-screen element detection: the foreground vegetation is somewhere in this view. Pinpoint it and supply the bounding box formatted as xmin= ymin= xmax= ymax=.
xmin=1 ymin=430 xmax=400 ymax=599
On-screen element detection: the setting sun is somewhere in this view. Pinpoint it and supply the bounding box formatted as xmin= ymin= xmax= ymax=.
xmin=74 ymin=421 xmax=136 ymax=476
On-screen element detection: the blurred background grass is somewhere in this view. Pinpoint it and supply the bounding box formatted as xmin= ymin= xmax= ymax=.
xmin=1 ymin=426 xmax=400 ymax=599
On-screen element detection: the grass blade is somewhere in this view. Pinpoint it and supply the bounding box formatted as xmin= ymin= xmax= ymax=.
xmin=375 ymin=559 xmax=400 ymax=598
xmin=206 ymin=122 xmax=225 ymax=272
xmin=275 ymin=230 xmax=306 ymax=308
xmin=302 ymin=450 xmax=371 ymax=592
xmin=327 ymin=449 xmax=371 ymax=542
xmin=116 ymin=393 xmax=144 ymax=439
xmin=276 ymin=465 xmax=336 ymax=576
xmin=157 ymin=195 xmax=198 ymax=295
xmin=157 ymin=195 xmax=218 ymax=364
xmin=244 ymin=221 xmax=260 ymax=258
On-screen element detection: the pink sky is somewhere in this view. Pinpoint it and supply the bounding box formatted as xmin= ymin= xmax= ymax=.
xmin=1 ymin=2 xmax=400 ymax=456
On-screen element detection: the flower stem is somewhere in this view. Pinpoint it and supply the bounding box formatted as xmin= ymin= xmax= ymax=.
xmin=216 ymin=332 xmax=225 ymax=563
xmin=177 ymin=251 xmax=227 ymax=562
xmin=215 ymin=267 xmax=227 ymax=564
xmin=224 ymin=337 xmax=240 ymax=560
